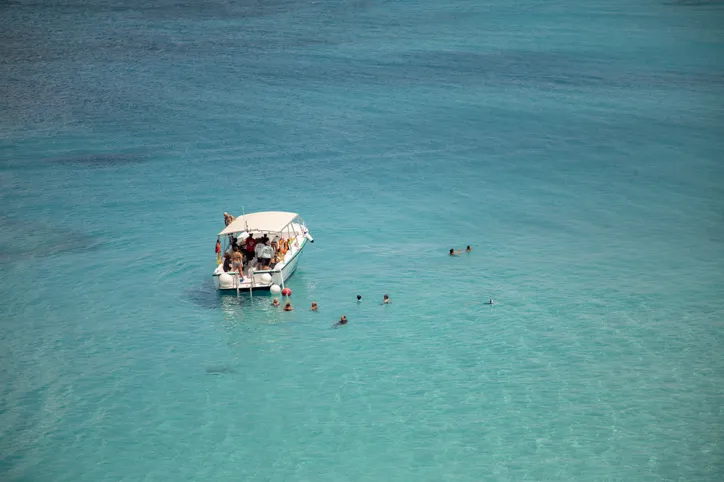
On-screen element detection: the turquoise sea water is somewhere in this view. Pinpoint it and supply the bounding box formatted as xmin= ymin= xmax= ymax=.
xmin=2 ymin=0 xmax=724 ymax=480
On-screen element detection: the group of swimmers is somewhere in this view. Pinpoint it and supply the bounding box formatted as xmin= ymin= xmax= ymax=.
xmin=449 ymin=245 xmax=472 ymax=256
xmin=450 ymin=245 xmax=494 ymax=303
xmin=265 ymin=245 xmax=493 ymax=327
xmin=271 ymin=294 xmax=391 ymax=326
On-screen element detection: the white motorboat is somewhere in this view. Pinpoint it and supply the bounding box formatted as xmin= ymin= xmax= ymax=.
xmin=212 ymin=211 xmax=313 ymax=292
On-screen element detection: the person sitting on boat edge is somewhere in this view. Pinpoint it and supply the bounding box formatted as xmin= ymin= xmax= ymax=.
xmin=277 ymin=238 xmax=288 ymax=256
xmin=222 ymin=253 xmax=232 ymax=273
xmin=223 ymin=212 xmax=235 ymax=226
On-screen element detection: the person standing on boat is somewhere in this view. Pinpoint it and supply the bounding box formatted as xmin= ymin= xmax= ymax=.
xmin=254 ymin=238 xmax=265 ymax=269
xmin=260 ymin=240 xmax=275 ymax=269
xmin=244 ymin=234 xmax=257 ymax=265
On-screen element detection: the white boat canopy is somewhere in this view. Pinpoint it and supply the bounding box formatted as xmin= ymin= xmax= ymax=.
xmin=218 ymin=211 xmax=299 ymax=236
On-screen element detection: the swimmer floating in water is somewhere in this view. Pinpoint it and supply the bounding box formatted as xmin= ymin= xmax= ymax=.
xmin=449 ymin=248 xmax=461 ymax=256
xmin=383 ymin=294 xmax=390 ymax=304
xmin=310 ymin=302 xmax=318 ymax=311
xmin=357 ymin=295 xmax=362 ymax=303
xmin=466 ymin=245 xmax=471 ymax=252
xmin=485 ymin=298 xmax=494 ymax=305
xmin=272 ymin=298 xmax=280 ymax=307
xmin=334 ymin=315 xmax=348 ymax=327
xmin=284 ymin=301 xmax=293 ymax=311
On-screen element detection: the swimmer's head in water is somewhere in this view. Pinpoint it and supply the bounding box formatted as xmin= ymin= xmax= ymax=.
xmin=450 ymin=248 xmax=454 ymax=254
xmin=340 ymin=315 xmax=348 ymax=324
xmin=357 ymin=295 xmax=362 ymax=301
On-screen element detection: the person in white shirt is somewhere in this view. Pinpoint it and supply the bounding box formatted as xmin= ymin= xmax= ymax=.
xmin=254 ymin=239 xmax=265 ymax=268
xmin=260 ymin=242 xmax=275 ymax=269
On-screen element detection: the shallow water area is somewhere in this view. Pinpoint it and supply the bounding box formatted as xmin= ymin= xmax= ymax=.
xmin=1 ymin=0 xmax=724 ymax=480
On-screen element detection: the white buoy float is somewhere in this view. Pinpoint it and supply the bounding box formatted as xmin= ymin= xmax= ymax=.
xmin=218 ymin=272 xmax=234 ymax=289
xmin=260 ymin=273 xmax=273 ymax=285
xmin=270 ymin=284 xmax=281 ymax=295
